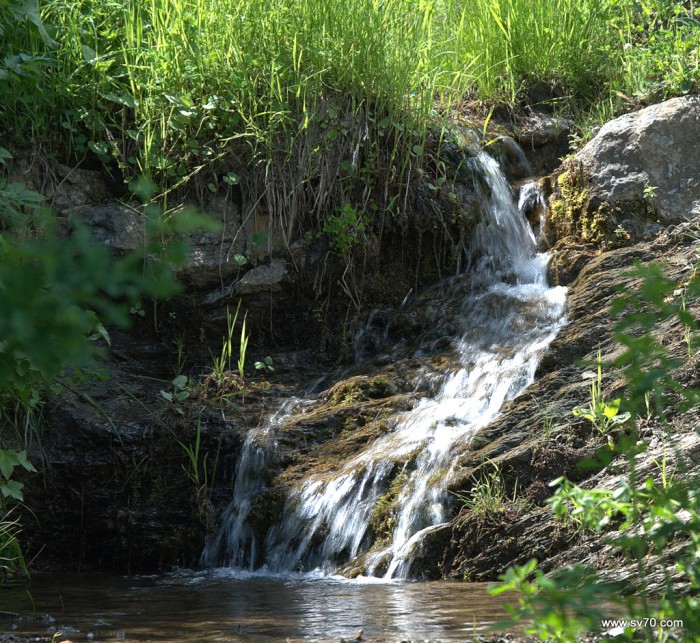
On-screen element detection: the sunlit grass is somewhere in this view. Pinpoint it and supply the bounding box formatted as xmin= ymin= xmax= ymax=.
xmin=1 ymin=0 xmax=697 ymax=228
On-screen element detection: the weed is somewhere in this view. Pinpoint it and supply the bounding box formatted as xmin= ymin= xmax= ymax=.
xmin=254 ymin=356 xmax=276 ymax=374
xmin=572 ymin=351 xmax=630 ymax=448
xmin=453 ymin=460 xmax=524 ymax=522
xmin=159 ymin=375 xmax=192 ymax=416
xmin=177 ymin=417 xmax=211 ymax=523
xmin=210 ymin=303 xmax=241 ymax=386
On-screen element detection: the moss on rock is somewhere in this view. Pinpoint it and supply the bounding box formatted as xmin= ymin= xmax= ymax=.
xmin=546 ymin=158 xmax=649 ymax=250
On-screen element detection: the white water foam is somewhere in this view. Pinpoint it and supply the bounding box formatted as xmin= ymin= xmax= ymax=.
xmin=205 ymin=152 xmax=566 ymax=579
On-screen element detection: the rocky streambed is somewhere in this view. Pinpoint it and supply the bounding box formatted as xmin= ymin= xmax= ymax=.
xmin=13 ymin=96 xmax=700 ymax=591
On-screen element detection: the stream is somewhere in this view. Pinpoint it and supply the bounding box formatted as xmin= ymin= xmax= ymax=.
xmin=204 ymin=151 xmax=567 ymax=577
xmin=0 ymin=571 xmax=513 ymax=642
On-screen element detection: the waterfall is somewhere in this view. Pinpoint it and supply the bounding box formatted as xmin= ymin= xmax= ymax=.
xmin=201 ymin=398 xmax=307 ymax=569
xmin=204 ymin=151 xmax=567 ymax=579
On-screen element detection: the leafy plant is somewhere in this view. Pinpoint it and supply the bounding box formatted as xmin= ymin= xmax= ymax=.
xmin=493 ymin=261 xmax=700 ymax=641
xmin=490 ymin=559 xmax=622 ymax=642
xmin=322 ymin=203 xmax=366 ymax=255
xmin=159 ymin=375 xmax=192 ymax=415
xmin=255 ymin=356 xmax=276 ymax=374
xmin=572 ymin=351 xmax=630 ymax=447
xmin=0 ymin=449 xmax=36 ymax=502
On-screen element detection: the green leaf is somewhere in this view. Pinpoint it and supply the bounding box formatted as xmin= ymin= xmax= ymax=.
xmin=100 ymin=92 xmax=138 ymax=108
xmin=172 ymin=375 xmax=188 ymax=389
xmin=0 ymin=147 xmax=13 ymax=166
xmin=88 ymin=140 xmax=110 ymax=157
xmin=1 ymin=479 xmax=24 ymax=501
xmin=10 ymin=0 xmax=57 ymax=47
xmin=223 ymin=172 xmax=240 ymax=186
xmin=16 ymin=450 xmax=36 ymax=473
xmin=0 ymin=450 xmax=18 ymax=480
xmin=81 ymin=44 xmax=97 ymax=65
xmin=603 ymin=399 xmax=621 ymax=419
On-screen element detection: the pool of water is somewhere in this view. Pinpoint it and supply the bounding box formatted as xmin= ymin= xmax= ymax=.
xmin=0 ymin=570 xmax=513 ymax=642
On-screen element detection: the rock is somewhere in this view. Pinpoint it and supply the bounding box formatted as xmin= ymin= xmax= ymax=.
xmin=518 ymin=112 xmax=572 ymax=148
xmin=203 ymin=258 xmax=288 ymax=303
xmin=545 ymin=96 xmax=700 ymax=252
xmin=486 ymin=136 xmax=532 ymax=182
xmin=43 ymin=164 xmax=115 ymax=210
xmin=177 ymin=196 xmax=248 ymax=288
xmin=68 ymin=204 xmax=144 ymax=251
xmin=235 ymin=258 xmax=288 ymax=295
xmin=515 ymin=111 xmax=572 ymax=175
xmin=576 ymin=96 xmax=700 ymax=222
xmin=546 ymin=237 xmax=597 ymax=286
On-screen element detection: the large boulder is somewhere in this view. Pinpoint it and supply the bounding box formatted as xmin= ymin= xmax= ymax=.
xmin=579 ymin=95 xmax=700 ymax=220
xmin=546 ymin=96 xmax=700 ymax=249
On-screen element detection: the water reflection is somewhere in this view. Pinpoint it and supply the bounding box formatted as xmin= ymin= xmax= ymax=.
xmin=0 ymin=571 xmax=512 ymax=641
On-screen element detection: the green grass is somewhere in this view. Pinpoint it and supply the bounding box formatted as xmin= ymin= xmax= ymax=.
xmin=1 ymin=0 xmax=698 ymax=228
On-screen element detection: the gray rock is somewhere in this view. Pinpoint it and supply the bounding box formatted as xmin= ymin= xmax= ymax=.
xmin=178 ymin=197 xmax=247 ymax=288
xmin=203 ymin=258 xmax=288 ymax=303
xmin=518 ymin=112 xmax=572 ymax=148
xmin=577 ymin=96 xmax=700 ymax=221
xmin=68 ymin=204 xmax=144 ymax=251
xmin=235 ymin=258 xmax=288 ymax=295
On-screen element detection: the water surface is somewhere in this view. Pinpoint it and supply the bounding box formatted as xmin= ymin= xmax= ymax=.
xmin=0 ymin=570 xmax=512 ymax=642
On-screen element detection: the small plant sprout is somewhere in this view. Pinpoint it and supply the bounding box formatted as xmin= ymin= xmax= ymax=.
xmin=255 ymin=356 xmax=275 ymax=373
xmin=159 ymin=375 xmax=191 ymax=415
xmin=643 ymin=184 xmax=658 ymax=200
xmin=573 ymin=351 xmax=630 ymax=448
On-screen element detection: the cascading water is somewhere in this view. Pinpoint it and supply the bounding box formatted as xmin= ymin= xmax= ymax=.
xmin=204 ymin=151 xmax=567 ymax=579
xmin=201 ymin=398 xmax=309 ymax=569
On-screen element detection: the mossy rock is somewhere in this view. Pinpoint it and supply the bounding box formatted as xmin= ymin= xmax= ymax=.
xmin=546 ymin=159 xmax=655 ymax=250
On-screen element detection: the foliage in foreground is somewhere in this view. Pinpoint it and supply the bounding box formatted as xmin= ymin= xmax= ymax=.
xmin=491 ymin=261 xmax=700 ymax=641
xmin=0 ymin=152 xmax=211 ymax=582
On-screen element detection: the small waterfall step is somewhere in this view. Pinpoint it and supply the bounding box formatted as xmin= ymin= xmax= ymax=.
xmin=203 ymin=150 xmax=567 ymax=579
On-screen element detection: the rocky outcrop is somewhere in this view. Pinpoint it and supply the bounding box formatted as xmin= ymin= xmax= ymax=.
xmin=436 ymin=220 xmax=700 ymax=583
xmin=545 ymin=95 xmax=700 ymax=282
xmin=577 ymin=96 xmax=700 ymax=221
